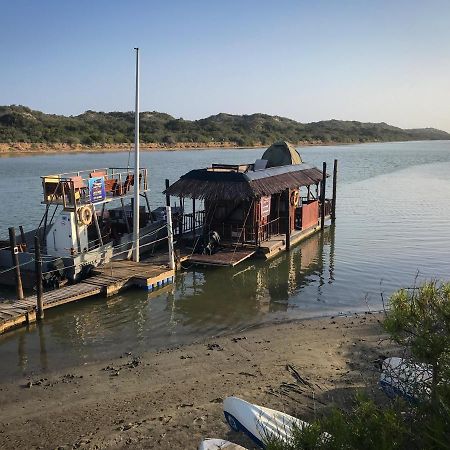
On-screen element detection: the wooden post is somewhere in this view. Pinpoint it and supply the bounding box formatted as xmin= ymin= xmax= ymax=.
xmin=8 ymin=227 xmax=24 ymax=300
xmin=331 ymin=159 xmax=338 ymax=224
xmin=166 ymin=206 xmax=175 ymax=270
xmin=192 ymin=198 xmax=196 ymax=242
xmin=165 ymin=179 xmax=170 ymax=207
xmin=285 ymin=189 xmax=291 ymax=251
xmin=34 ymin=235 xmax=44 ymax=320
xmin=320 ymin=162 xmax=327 ymax=230
xmin=178 ymin=196 xmax=183 ymax=238
xmin=19 ymin=226 xmax=27 ymax=250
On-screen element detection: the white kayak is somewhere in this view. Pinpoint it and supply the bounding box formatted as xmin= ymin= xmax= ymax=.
xmin=379 ymin=357 xmax=432 ymax=402
xmin=198 ymin=438 xmax=247 ymax=450
xmin=223 ymin=396 xmax=309 ymax=448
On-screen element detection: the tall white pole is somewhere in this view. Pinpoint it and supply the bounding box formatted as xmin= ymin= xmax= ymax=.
xmin=166 ymin=206 xmax=175 ymax=270
xmin=133 ymin=47 xmax=140 ymax=262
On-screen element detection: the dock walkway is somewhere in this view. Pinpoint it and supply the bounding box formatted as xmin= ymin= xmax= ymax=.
xmin=0 ymin=260 xmax=174 ymax=334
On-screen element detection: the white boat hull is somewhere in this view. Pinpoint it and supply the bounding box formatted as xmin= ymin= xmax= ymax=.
xmin=379 ymin=357 xmax=432 ymax=402
xmin=223 ymin=396 xmax=308 ymax=448
xmin=198 ymin=438 xmax=247 ymax=450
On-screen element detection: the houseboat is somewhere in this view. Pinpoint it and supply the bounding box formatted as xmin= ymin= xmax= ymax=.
xmin=165 ymin=141 xmax=337 ymax=267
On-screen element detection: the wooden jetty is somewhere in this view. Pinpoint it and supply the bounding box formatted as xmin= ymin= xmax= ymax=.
xmin=0 ymin=260 xmax=174 ymax=334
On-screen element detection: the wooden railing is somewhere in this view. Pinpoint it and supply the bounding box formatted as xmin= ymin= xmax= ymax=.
xmin=257 ymin=217 xmax=280 ymax=243
xmin=180 ymin=210 xmax=205 ymax=234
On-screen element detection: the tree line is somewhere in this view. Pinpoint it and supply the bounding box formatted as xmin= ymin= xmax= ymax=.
xmin=1 ymin=105 xmax=449 ymax=147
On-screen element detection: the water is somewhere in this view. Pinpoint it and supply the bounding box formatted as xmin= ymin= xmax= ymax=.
xmin=1 ymin=140 xmax=450 ymax=380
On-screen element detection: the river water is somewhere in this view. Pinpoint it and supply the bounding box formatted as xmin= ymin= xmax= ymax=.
xmin=0 ymin=140 xmax=450 ymax=380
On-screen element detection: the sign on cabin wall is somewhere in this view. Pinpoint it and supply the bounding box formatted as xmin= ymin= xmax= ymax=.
xmin=260 ymin=196 xmax=271 ymax=218
xmin=88 ymin=177 xmax=106 ymax=203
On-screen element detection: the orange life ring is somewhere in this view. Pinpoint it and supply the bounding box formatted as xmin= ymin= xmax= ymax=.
xmin=78 ymin=206 xmax=93 ymax=225
xmin=290 ymin=190 xmax=299 ymax=207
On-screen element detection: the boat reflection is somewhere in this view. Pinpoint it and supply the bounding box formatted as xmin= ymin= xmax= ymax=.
xmin=171 ymin=225 xmax=336 ymax=324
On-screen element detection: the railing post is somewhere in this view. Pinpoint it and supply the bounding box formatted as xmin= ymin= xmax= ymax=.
xmin=331 ymin=159 xmax=338 ymax=224
xmin=34 ymin=235 xmax=44 ymax=320
xmin=320 ymin=162 xmax=327 ymax=230
xmin=8 ymin=227 xmax=24 ymax=300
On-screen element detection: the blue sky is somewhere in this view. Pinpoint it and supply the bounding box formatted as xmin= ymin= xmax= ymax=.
xmin=1 ymin=0 xmax=450 ymax=131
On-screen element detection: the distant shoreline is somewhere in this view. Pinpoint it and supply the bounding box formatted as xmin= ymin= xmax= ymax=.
xmin=0 ymin=139 xmax=442 ymax=156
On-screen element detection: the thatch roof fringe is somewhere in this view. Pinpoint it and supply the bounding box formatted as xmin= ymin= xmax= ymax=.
xmin=165 ymin=165 xmax=324 ymax=201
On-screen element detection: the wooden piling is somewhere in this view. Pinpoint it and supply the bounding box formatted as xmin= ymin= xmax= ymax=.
xmin=19 ymin=226 xmax=27 ymax=250
xmin=331 ymin=159 xmax=338 ymax=224
xmin=34 ymin=235 xmax=44 ymax=320
xmin=320 ymin=162 xmax=327 ymax=230
xmin=165 ymin=179 xmax=170 ymax=206
xmin=8 ymin=227 xmax=24 ymax=300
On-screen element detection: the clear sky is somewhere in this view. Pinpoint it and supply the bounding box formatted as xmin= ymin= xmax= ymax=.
xmin=1 ymin=0 xmax=450 ymax=131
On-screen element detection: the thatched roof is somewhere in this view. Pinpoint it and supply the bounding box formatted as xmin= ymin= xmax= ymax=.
xmin=261 ymin=141 xmax=302 ymax=167
xmin=165 ymin=163 xmax=324 ymax=201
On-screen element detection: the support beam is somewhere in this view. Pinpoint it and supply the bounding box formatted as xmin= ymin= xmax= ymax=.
xmin=285 ymin=189 xmax=291 ymax=251
xmin=192 ymin=198 xmax=196 ymax=242
xmin=8 ymin=227 xmax=24 ymax=300
xmin=92 ymin=205 xmax=103 ymax=247
xmin=320 ymin=162 xmax=327 ymax=230
xmin=34 ymin=235 xmax=44 ymax=320
xmin=331 ymin=159 xmax=338 ymax=224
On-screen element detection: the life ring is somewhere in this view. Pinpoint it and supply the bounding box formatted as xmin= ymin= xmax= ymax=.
xmin=290 ymin=190 xmax=299 ymax=207
xmin=78 ymin=206 xmax=93 ymax=225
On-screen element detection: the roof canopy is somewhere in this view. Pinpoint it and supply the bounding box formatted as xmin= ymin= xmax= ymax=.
xmin=165 ymin=163 xmax=324 ymax=202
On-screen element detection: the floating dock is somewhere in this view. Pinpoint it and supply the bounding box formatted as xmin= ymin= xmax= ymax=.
xmin=0 ymin=260 xmax=174 ymax=334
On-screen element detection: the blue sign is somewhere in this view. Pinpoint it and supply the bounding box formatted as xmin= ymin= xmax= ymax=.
xmin=88 ymin=177 xmax=106 ymax=203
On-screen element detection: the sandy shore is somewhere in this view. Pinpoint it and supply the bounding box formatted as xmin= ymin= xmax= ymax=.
xmin=0 ymin=313 xmax=397 ymax=449
xmin=0 ymin=139 xmax=357 ymax=156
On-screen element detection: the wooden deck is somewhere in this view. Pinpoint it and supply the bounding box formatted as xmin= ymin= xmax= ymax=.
xmin=187 ymin=248 xmax=256 ymax=267
xmin=0 ymin=260 xmax=174 ymax=335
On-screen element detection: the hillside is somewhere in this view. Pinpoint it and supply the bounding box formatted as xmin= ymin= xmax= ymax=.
xmin=0 ymin=105 xmax=449 ymax=149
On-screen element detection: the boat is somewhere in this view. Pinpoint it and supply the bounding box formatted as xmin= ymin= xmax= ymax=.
xmin=0 ymin=49 xmax=175 ymax=289
xmin=165 ymin=142 xmax=337 ymax=267
xmin=379 ymin=357 xmax=433 ymax=402
xmin=198 ymin=438 xmax=247 ymax=450
xmin=223 ymin=396 xmax=309 ymax=448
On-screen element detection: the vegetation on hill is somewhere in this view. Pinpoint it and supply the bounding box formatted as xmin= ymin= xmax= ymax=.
xmin=0 ymin=105 xmax=449 ymax=148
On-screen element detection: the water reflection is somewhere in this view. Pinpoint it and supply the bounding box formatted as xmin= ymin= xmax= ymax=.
xmin=171 ymin=226 xmax=335 ymax=323
xmin=4 ymin=227 xmax=334 ymax=379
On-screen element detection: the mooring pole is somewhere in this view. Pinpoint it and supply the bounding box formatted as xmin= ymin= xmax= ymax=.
xmin=165 ymin=179 xmax=170 ymax=207
xmin=285 ymin=189 xmax=291 ymax=251
xmin=166 ymin=206 xmax=175 ymax=270
xmin=34 ymin=235 xmax=44 ymax=320
xmin=320 ymin=162 xmax=327 ymax=230
xmin=132 ymin=47 xmax=140 ymax=262
xmin=331 ymin=159 xmax=338 ymax=224
xmin=8 ymin=227 xmax=24 ymax=300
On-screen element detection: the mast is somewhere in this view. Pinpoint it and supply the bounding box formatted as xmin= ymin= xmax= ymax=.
xmin=133 ymin=47 xmax=140 ymax=262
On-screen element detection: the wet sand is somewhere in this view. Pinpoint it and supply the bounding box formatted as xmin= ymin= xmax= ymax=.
xmin=0 ymin=313 xmax=397 ymax=449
